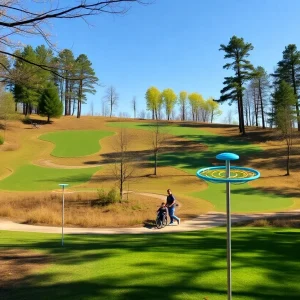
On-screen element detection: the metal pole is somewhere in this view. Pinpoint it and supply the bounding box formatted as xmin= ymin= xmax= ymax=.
xmin=226 ymin=160 xmax=232 ymax=300
xmin=62 ymin=185 xmax=65 ymax=247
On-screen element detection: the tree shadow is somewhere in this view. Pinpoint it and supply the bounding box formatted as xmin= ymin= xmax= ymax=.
xmin=1 ymin=228 xmax=300 ymax=299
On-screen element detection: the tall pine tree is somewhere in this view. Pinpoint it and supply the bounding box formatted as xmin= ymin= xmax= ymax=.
xmin=218 ymin=36 xmax=255 ymax=135
xmin=273 ymin=44 xmax=300 ymax=131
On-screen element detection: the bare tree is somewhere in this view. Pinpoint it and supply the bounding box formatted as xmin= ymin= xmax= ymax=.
xmin=151 ymin=122 xmax=168 ymax=175
xmin=112 ymin=129 xmax=135 ymax=198
xmin=104 ymin=86 xmax=118 ymax=117
xmin=89 ymin=101 xmax=94 ymax=116
xmin=139 ymin=109 xmax=146 ymax=119
xmin=0 ymin=1 xmax=147 ymax=80
xmin=132 ymin=96 xmax=137 ymax=118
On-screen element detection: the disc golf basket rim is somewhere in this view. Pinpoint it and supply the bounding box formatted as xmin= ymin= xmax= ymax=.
xmin=196 ymin=166 xmax=260 ymax=184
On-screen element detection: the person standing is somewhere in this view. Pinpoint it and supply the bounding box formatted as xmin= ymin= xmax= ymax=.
xmin=166 ymin=189 xmax=180 ymax=225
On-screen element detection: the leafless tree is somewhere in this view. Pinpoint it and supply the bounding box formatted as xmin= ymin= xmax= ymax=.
xmin=112 ymin=129 xmax=135 ymax=198
xmin=103 ymin=86 xmax=118 ymax=117
xmin=90 ymin=101 xmax=94 ymax=116
xmin=151 ymin=122 xmax=168 ymax=175
xmin=132 ymin=96 xmax=137 ymax=118
xmin=139 ymin=109 xmax=146 ymax=119
xmin=0 ymin=1 xmax=148 ymax=79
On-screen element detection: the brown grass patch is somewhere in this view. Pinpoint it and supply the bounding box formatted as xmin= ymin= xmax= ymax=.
xmin=0 ymin=249 xmax=50 ymax=299
xmin=0 ymin=190 xmax=212 ymax=227
xmin=234 ymin=216 xmax=300 ymax=228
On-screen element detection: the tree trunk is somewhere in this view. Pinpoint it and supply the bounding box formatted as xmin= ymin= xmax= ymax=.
xmin=258 ymin=80 xmax=265 ymax=129
xmin=154 ymin=152 xmax=157 ymax=175
xmin=286 ymin=144 xmax=290 ymax=175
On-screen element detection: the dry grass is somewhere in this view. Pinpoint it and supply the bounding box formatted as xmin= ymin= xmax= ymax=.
xmin=0 ymin=192 xmax=179 ymax=227
xmin=234 ymin=216 xmax=300 ymax=228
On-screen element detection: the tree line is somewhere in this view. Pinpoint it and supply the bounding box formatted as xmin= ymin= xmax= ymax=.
xmin=7 ymin=45 xmax=98 ymax=121
xmin=218 ymin=35 xmax=300 ymax=136
xmin=145 ymin=87 xmax=222 ymax=122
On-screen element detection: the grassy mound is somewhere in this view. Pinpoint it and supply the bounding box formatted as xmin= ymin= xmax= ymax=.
xmin=0 ymin=164 xmax=101 ymax=191
xmin=39 ymin=130 xmax=114 ymax=157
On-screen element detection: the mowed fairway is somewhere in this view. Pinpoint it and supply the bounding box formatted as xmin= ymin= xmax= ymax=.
xmin=0 ymin=164 xmax=101 ymax=191
xmin=108 ymin=122 xmax=296 ymax=212
xmin=39 ymin=130 xmax=114 ymax=157
xmin=192 ymin=182 xmax=294 ymax=212
xmin=1 ymin=228 xmax=300 ymax=300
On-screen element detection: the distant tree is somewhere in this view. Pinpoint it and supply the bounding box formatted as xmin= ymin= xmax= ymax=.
xmin=132 ymin=96 xmax=137 ymax=118
xmin=188 ymin=92 xmax=204 ymax=121
xmin=57 ymin=49 xmax=76 ymax=115
xmin=151 ymin=122 xmax=168 ymax=175
xmin=0 ymin=88 xmax=18 ymax=139
xmin=112 ymin=129 xmax=135 ymax=198
xmin=218 ymin=36 xmax=255 ymax=135
xmin=75 ymin=54 xmax=98 ymax=118
xmin=178 ymin=91 xmax=188 ymax=121
xmin=139 ymin=110 xmax=146 ymax=119
xmin=273 ymin=44 xmax=300 ymax=131
xmin=38 ymin=83 xmax=63 ymax=123
xmin=273 ymin=81 xmax=296 ymax=175
xmin=161 ymin=88 xmax=177 ymax=120
xmin=207 ymin=98 xmax=222 ymax=123
xmin=145 ymin=86 xmax=162 ymax=120
xmin=104 ymin=86 xmax=118 ymax=118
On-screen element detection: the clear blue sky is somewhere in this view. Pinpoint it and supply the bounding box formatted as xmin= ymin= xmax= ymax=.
xmin=25 ymin=0 xmax=300 ymax=121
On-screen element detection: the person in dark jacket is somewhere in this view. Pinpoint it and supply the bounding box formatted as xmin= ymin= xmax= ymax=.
xmin=166 ymin=189 xmax=180 ymax=225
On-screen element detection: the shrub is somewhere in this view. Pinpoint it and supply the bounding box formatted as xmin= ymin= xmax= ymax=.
xmin=0 ymin=135 xmax=4 ymax=145
xmin=94 ymin=188 xmax=121 ymax=206
xmin=22 ymin=116 xmax=32 ymax=124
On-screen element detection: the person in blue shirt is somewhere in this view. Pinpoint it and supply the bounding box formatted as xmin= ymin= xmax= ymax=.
xmin=166 ymin=189 xmax=180 ymax=225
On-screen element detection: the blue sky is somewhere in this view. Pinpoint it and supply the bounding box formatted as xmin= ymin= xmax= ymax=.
xmin=24 ymin=0 xmax=300 ymax=121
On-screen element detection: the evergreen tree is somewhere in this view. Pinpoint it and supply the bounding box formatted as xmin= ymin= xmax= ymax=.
xmin=38 ymin=83 xmax=63 ymax=123
xmin=273 ymin=44 xmax=300 ymax=130
xmin=75 ymin=54 xmax=98 ymax=118
xmin=218 ymin=36 xmax=255 ymax=135
xmin=273 ymin=81 xmax=296 ymax=175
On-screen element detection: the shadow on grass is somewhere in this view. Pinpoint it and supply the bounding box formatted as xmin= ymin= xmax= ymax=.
xmin=1 ymin=228 xmax=300 ymax=300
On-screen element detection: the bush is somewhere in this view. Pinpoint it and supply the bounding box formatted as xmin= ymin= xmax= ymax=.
xmin=93 ymin=188 xmax=121 ymax=206
xmin=22 ymin=116 xmax=32 ymax=124
xmin=0 ymin=135 xmax=4 ymax=145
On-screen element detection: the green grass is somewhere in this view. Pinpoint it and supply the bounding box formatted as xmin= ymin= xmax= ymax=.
xmin=108 ymin=122 xmax=261 ymax=174
xmin=1 ymin=228 xmax=300 ymax=300
xmin=39 ymin=130 xmax=114 ymax=157
xmin=108 ymin=122 xmax=294 ymax=212
xmin=0 ymin=164 xmax=101 ymax=191
xmin=191 ymin=182 xmax=294 ymax=212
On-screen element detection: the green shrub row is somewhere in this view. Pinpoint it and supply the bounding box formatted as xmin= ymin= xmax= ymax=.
xmin=93 ymin=188 xmax=121 ymax=206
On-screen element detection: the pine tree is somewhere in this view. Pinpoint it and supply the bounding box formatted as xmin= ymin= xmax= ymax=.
xmin=273 ymin=81 xmax=296 ymax=175
xmin=38 ymin=83 xmax=63 ymax=123
xmin=218 ymin=36 xmax=255 ymax=135
xmin=273 ymin=44 xmax=300 ymax=131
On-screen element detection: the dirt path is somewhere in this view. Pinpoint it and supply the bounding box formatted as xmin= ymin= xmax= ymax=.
xmin=1 ymin=191 xmax=300 ymax=235
xmin=34 ymin=159 xmax=101 ymax=169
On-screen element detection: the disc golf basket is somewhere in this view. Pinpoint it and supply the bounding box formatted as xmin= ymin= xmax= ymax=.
xmin=196 ymin=152 xmax=260 ymax=300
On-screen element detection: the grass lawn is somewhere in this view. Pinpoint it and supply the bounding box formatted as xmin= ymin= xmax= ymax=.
xmin=1 ymin=228 xmax=300 ymax=300
xmin=191 ymin=182 xmax=294 ymax=212
xmin=108 ymin=122 xmax=296 ymax=212
xmin=0 ymin=164 xmax=101 ymax=191
xmin=108 ymin=122 xmax=261 ymax=173
xmin=39 ymin=130 xmax=114 ymax=157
